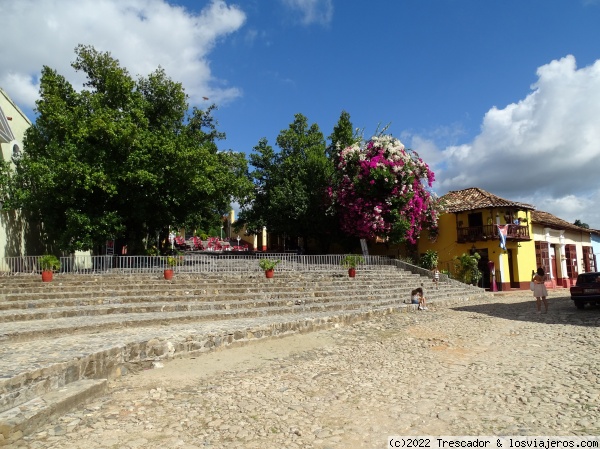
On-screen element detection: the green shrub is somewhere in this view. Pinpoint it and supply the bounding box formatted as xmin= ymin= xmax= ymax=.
xmin=453 ymin=252 xmax=482 ymax=285
xmin=419 ymin=250 xmax=438 ymax=270
xmin=340 ymin=254 xmax=365 ymax=269
xmin=166 ymin=256 xmax=183 ymax=267
xmin=259 ymin=259 xmax=280 ymax=271
xmin=39 ymin=255 xmax=60 ymax=271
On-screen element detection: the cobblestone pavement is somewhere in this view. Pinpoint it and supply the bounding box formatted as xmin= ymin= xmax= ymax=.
xmin=17 ymin=293 xmax=600 ymax=449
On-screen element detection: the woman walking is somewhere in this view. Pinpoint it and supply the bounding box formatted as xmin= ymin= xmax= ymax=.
xmin=532 ymin=268 xmax=548 ymax=313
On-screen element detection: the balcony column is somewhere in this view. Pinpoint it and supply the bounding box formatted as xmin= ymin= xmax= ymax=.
xmin=544 ymin=228 xmax=553 ymax=282
xmin=496 ymin=213 xmax=505 ymax=289
xmin=559 ymin=232 xmax=568 ymax=288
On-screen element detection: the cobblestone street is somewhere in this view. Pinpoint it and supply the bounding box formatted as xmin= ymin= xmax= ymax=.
xmin=18 ymin=293 xmax=600 ymax=449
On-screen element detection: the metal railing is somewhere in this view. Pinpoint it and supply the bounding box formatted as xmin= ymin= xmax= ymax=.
xmin=457 ymin=224 xmax=530 ymax=243
xmin=0 ymin=253 xmax=403 ymax=276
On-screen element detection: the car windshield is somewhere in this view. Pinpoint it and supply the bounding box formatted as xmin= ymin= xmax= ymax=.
xmin=577 ymin=273 xmax=600 ymax=284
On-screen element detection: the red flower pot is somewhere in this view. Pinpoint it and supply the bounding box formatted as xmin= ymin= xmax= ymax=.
xmin=41 ymin=270 xmax=53 ymax=282
xmin=348 ymin=268 xmax=356 ymax=278
xmin=265 ymin=269 xmax=274 ymax=279
xmin=164 ymin=269 xmax=174 ymax=280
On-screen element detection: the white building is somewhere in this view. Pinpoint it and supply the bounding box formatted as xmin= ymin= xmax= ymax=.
xmin=531 ymin=210 xmax=594 ymax=288
xmin=0 ymin=87 xmax=32 ymax=258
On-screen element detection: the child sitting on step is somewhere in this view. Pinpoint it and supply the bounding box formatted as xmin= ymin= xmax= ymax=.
xmin=410 ymin=289 xmax=420 ymax=305
xmin=416 ymin=287 xmax=428 ymax=311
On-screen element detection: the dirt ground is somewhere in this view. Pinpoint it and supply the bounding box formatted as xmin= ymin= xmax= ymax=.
xmin=129 ymin=330 xmax=338 ymax=388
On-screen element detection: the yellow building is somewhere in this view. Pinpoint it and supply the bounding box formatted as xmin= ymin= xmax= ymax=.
xmin=418 ymin=187 xmax=536 ymax=291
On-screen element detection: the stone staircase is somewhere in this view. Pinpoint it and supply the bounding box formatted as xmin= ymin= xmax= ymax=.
xmin=0 ymin=266 xmax=487 ymax=445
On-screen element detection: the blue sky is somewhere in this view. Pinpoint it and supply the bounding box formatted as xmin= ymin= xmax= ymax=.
xmin=2 ymin=0 xmax=600 ymax=226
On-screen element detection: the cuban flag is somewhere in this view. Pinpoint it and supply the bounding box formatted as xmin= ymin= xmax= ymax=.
xmin=497 ymin=225 xmax=508 ymax=250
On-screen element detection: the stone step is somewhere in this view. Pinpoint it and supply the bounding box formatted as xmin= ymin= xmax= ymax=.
xmin=0 ymin=306 xmax=400 ymax=419
xmin=0 ymin=267 xmax=487 ymax=444
xmin=0 ymin=294 xmax=415 ymax=342
xmin=0 ymin=379 xmax=108 ymax=446
xmin=0 ymin=270 xmax=422 ymax=292
xmin=0 ymin=292 xmax=485 ymax=418
xmin=0 ymin=282 xmax=474 ymax=325
xmin=0 ymin=282 xmax=469 ymax=312
xmin=0 ymin=275 xmax=424 ymax=299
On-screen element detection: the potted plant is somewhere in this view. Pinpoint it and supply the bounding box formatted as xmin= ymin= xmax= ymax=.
xmin=340 ymin=254 xmax=365 ymax=278
xmin=259 ymin=258 xmax=280 ymax=278
xmin=164 ymin=255 xmax=182 ymax=280
xmin=39 ymin=254 xmax=60 ymax=282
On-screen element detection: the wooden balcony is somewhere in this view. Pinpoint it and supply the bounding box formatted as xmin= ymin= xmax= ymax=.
xmin=457 ymin=224 xmax=530 ymax=243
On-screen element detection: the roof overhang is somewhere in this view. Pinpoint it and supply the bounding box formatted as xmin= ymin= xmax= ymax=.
xmin=0 ymin=103 xmax=15 ymax=143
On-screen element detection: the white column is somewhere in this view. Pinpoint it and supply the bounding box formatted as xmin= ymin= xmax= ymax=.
xmin=559 ymin=232 xmax=567 ymax=283
xmin=544 ymin=228 xmax=553 ymax=280
xmin=496 ymin=213 xmax=504 ymax=288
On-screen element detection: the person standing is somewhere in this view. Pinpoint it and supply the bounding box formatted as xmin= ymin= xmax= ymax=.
xmin=432 ymin=266 xmax=440 ymax=290
xmin=532 ymin=268 xmax=548 ymax=313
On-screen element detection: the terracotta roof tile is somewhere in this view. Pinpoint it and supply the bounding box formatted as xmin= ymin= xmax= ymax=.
xmin=440 ymin=187 xmax=535 ymax=213
xmin=531 ymin=210 xmax=592 ymax=233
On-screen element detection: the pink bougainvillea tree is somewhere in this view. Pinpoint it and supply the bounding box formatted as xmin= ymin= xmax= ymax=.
xmin=329 ymin=134 xmax=440 ymax=244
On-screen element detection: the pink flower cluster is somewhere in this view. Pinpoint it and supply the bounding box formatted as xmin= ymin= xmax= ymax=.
xmin=330 ymin=135 xmax=439 ymax=244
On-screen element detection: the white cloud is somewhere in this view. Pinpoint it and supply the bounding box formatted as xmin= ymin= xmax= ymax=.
xmin=281 ymin=0 xmax=333 ymax=26
xmin=405 ymin=135 xmax=443 ymax=167
xmin=403 ymin=123 xmax=466 ymax=167
xmin=0 ymin=0 xmax=246 ymax=110
xmin=432 ymin=55 xmax=600 ymax=227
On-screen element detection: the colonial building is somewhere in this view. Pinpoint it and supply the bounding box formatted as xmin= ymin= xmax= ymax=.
xmin=590 ymin=229 xmax=600 ymax=271
xmin=531 ymin=210 xmax=594 ymax=288
xmin=418 ymin=188 xmax=535 ymax=290
xmin=0 ymin=88 xmax=32 ymax=258
xmin=418 ymin=187 xmax=594 ymax=291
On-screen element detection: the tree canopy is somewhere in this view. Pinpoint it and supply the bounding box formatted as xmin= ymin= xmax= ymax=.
xmin=8 ymin=46 xmax=440 ymax=254
xmin=9 ymin=45 xmax=251 ymax=253
xmin=0 ymin=158 xmax=10 ymax=208
xmin=574 ymin=219 xmax=590 ymax=229
xmin=238 ymin=113 xmax=336 ymax=250
xmin=326 ymin=110 xmax=358 ymax=161
xmin=238 ymin=112 xmax=440 ymax=251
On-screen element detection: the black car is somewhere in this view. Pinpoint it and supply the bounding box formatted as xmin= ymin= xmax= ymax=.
xmin=570 ymin=272 xmax=600 ymax=309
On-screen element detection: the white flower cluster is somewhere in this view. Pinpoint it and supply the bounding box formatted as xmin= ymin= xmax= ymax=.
xmin=370 ymin=135 xmax=405 ymax=152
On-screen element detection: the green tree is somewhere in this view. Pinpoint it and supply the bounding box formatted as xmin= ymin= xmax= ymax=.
xmin=10 ymin=45 xmax=251 ymax=253
xmin=454 ymin=252 xmax=482 ymax=285
xmin=419 ymin=249 xmax=438 ymax=270
xmin=327 ymin=110 xmax=357 ymax=161
xmin=0 ymin=157 xmax=11 ymax=208
xmin=239 ymin=113 xmax=334 ymax=252
xmin=574 ymin=219 xmax=590 ymax=229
